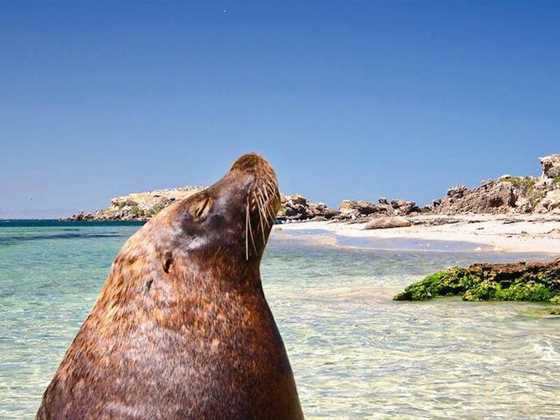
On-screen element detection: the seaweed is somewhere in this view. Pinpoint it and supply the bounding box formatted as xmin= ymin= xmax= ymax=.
xmin=394 ymin=258 xmax=560 ymax=306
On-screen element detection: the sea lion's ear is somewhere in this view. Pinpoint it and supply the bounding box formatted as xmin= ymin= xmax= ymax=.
xmin=162 ymin=251 xmax=173 ymax=273
xmin=190 ymin=196 xmax=214 ymax=222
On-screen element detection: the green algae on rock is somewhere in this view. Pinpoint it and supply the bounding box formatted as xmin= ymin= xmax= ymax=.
xmin=394 ymin=258 xmax=560 ymax=303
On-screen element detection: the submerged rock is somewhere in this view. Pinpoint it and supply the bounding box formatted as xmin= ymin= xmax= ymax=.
xmin=394 ymin=258 xmax=560 ymax=307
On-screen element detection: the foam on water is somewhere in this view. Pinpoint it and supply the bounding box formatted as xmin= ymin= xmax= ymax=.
xmin=1 ymin=222 xmax=559 ymax=419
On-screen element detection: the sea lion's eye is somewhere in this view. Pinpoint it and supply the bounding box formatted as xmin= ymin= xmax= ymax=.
xmin=191 ymin=197 xmax=213 ymax=222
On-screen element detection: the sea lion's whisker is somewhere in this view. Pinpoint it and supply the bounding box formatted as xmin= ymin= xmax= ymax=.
xmin=247 ymin=203 xmax=257 ymax=254
xmin=256 ymin=189 xmax=267 ymax=220
xmin=259 ymin=184 xmax=276 ymax=227
xmin=263 ymin=191 xmax=277 ymax=225
xmin=245 ymin=199 xmax=250 ymax=261
xmin=260 ymin=185 xmax=269 ymax=202
xmin=255 ymin=193 xmax=267 ymax=244
xmin=257 ymin=187 xmax=273 ymax=228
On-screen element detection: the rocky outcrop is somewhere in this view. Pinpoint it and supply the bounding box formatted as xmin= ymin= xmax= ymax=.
xmin=540 ymin=154 xmax=560 ymax=180
xmin=431 ymin=155 xmax=560 ymax=215
xmin=277 ymin=195 xmax=339 ymax=222
xmin=433 ymin=180 xmax=525 ymax=214
xmin=68 ymin=186 xmax=204 ymax=221
xmin=335 ymin=198 xmax=422 ymax=221
xmin=394 ymin=258 xmax=560 ymax=307
xmin=432 ymin=177 xmax=558 ymax=215
xmin=535 ymin=190 xmax=560 ymax=213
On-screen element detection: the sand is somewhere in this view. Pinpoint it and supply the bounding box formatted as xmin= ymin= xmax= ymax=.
xmin=274 ymin=214 xmax=560 ymax=254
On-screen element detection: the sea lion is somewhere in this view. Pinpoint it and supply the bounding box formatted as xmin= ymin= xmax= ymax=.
xmin=37 ymin=153 xmax=304 ymax=420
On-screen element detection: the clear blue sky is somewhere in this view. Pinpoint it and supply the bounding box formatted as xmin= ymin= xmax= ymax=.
xmin=2 ymin=1 xmax=559 ymax=218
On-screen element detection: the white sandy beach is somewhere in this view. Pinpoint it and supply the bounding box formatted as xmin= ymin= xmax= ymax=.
xmin=274 ymin=214 xmax=560 ymax=254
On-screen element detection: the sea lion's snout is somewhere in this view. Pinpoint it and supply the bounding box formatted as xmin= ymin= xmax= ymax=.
xmin=228 ymin=153 xmax=281 ymax=260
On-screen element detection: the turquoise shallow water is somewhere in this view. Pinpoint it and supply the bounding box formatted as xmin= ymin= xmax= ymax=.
xmin=1 ymin=221 xmax=560 ymax=419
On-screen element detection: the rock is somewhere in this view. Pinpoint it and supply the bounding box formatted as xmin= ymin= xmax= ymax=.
xmin=339 ymin=200 xmax=380 ymax=216
xmin=535 ymin=189 xmax=560 ymax=213
xmin=394 ymin=258 xmax=560 ymax=305
xmin=336 ymin=198 xmax=419 ymax=221
xmin=287 ymin=194 xmax=307 ymax=206
xmin=278 ymin=194 xmax=339 ymax=222
xmin=364 ymin=216 xmax=412 ymax=230
xmin=68 ymin=186 xmax=205 ymax=221
xmin=546 ymin=228 xmax=560 ymax=238
xmin=429 ymin=155 xmax=560 ymax=215
xmin=390 ymin=199 xmax=419 ymax=215
xmin=67 ymin=211 xmax=98 ymax=221
xmin=433 ymin=177 xmax=542 ymax=215
xmin=447 ymin=185 xmax=469 ymax=199
xmin=540 ymin=154 xmax=560 ymax=179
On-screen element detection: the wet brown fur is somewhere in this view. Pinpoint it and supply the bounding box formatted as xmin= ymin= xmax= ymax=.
xmin=37 ymin=154 xmax=304 ymax=420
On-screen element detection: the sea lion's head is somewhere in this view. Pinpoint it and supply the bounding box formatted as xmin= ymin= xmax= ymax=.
xmin=160 ymin=153 xmax=281 ymax=272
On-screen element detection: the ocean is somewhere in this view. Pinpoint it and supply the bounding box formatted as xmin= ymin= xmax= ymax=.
xmin=1 ymin=220 xmax=559 ymax=419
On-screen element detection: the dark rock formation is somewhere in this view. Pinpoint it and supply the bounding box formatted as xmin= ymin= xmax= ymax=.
xmin=394 ymin=258 xmax=560 ymax=307
xmin=277 ymin=194 xmax=339 ymax=222
xmin=335 ymin=198 xmax=421 ymax=222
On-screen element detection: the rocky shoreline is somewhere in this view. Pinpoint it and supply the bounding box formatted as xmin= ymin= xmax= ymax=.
xmin=68 ymin=154 xmax=560 ymax=225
